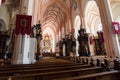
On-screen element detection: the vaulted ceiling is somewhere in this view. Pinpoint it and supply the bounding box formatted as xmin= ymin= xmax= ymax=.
xmin=42 ymin=3 xmax=66 ymax=35
xmin=1 ymin=0 xmax=120 ymax=40
xmin=38 ymin=0 xmax=71 ymax=40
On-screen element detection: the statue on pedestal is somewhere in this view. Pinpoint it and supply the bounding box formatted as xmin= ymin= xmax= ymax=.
xmin=64 ymin=34 xmax=70 ymax=56
xmin=32 ymin=25 xmax=36 ymax=37
xmin=77 ymin=29 xmax=90 ymax=56
xmin=94 ymin=31 xmax=106 ymax=55
xmin=32 ymin=21 xmax=42 ymax=60
xmin=69 ymin=35 xmax=76 ymax=53
xmin=59 ymin=39 xmax=63 ymax=56
xmin=62 ymin=38 xmax=66 ymax=56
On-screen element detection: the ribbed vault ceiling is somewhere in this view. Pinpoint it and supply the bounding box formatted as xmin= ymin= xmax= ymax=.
xmin=43 ymin=3 xmax=65 ymax=32
xmin=41 ymin=0 xmax=67 ymax=38
xmin=43 ymin=3 xmax=65 ymax=29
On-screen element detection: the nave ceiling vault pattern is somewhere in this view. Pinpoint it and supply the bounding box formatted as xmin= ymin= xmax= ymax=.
xmin=40 ymin=0 xmax=70 ymax=37
xmin=0 ymin=0 xmax=120 ymax=41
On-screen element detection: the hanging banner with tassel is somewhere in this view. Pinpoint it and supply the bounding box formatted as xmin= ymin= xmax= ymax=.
xmin=100 ymin=31 xmax=104 ymax=43
xmin=89 ymin=35 xmax=93 ymax=45
xmin=2 ymin=0 xmax=5 ymax=4
xmin=1 ymin=0 xmax=5 ymax=5
xmin=112 ymin=22 xmax=120 ymax=34
xmin=15 ymin=14 xmax=32 ymax=35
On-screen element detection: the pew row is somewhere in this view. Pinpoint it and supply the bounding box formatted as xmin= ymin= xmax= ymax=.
xmin=0 ymin=67 xmax=102 ymax=80
xmin=0 ymin=64 xmax=92 ymax=77
xmin=0 ymin=63 xmax=83 ymax=71
xmin=54 ymin=70 xmax=120 ymax=80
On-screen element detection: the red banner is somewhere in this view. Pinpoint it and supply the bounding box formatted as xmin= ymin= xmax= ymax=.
xmin=1 ymin=0 xmax=5 ymax=4
xmin=15 ymin=14 xmax=32 ymax=35
xmin=100 ymin=31 xmax=104 ymax=43
xmin=89 ymin=36 xmax=93 ymax=45
xmin=112 ymin=22 xmax=120 ymax=34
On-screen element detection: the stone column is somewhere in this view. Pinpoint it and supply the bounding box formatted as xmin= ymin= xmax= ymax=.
xmin=13 ymin=0 xmax=35 ymax=64
xmin=58 ymin=31 xmax=61 ymax=41
xmin=64 ymin=26 xmax=66 ymax=37
xmin=62 ymin=27 xmax=64 ymax=38
xmin=96 ymin=0 xmax=120 ymax=57
xmin=60 ymin=29 xmax=62 ymax=40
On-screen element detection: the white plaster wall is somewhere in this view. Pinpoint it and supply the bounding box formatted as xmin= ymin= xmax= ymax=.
xmin=52 ymin=36 xmax=55 ymax=52
xmin=112 ymin=4 xmax=120 ymax=21
xmin=81 ymin=0 xmax=88 ymax=16
xmin=0 ymin=5 xmax=10 ymax=30
xmin=28 ymin=0 xmax=33 ymax=15
xmin=23 ymin=35 xmax=30 ymax=64
xmin=29 ymin=38 xmax=36 ymax=63
xmin=0 ymin=0 xmax=1 ymax=6
xmin=32 ymin=0 xmax=39 ymax=25
xmin=111 ymin=2 xmax=120 ymax=56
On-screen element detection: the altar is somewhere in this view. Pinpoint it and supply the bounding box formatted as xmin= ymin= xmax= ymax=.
xmin=42 ymin=34 xmax=52 ymax=55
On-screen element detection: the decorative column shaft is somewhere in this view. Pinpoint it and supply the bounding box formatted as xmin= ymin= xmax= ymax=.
xmin=13 ymin=0 xmax=35 ymax=64
xmin=96 ymin=0 xmax=120 ymax=57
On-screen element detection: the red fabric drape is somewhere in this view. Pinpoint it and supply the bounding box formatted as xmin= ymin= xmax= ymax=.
xmin=100 ymin=31 xmax=104 ymax=43
xmin=2 ymin=0 xmax=5 ymax=4
xmin=15 ymin=14 xmax=32 ymax=35
xmin=89 ymin=36 xmax=93 ymax=45
xmin=112 ymin=22 xmax=120 ymax=34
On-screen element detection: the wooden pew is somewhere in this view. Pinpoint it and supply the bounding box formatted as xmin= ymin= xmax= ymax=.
xmin=0 ymin=64 xmax=92 ymax=77
xmin=113 ymin=59 xmax=120 ymax=70
xmin=77 ymin=56 xmax=115 ymax=70
xmin=0 ymin=62 xmax=82 ymax=68
xmin=54 ymin=70 xmax=120 ymax=80
xmin=0 ymin=67 xmax=103 ymax=80
xmin=0 ymin=63 xmax=83 ymax=71
xmin=1 ymin=62 xmax=80 ymax=68
xmin=0 ymin=77 xmax=8 ymax=80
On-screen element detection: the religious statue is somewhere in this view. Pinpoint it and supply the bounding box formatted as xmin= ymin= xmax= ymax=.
xmin=59 ymin=39 xmax=63 ymax=56
xmin=94 ymin=31 xmax=106 ymax=55
xmin=32 ymin=25 xmax=37 ymax=37
xmin=62 ymin=38 xmax=66 ymax=56
xmin=69 ymin=35 xmax=76 ymax=53
xmin=33 ymin=21 xmax=42 ymax=60
xmin=32 ymin=21 xmax=41 ymax=38
xmin=77 ymin=29 xmax=90 ymax=56
xmin=64 ymin=34 xmax=70 ymax=56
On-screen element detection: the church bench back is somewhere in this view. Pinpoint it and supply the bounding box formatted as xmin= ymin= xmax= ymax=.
xmin=1 ymin=62 xmax=78 ymax=68
xmin=54 ymin=70 xmax=120 ymax=80
xmin=0 ymin=64 xmax=92 ymax=77
xmin=0 ymin=63 xmax=83 ymax=71
xmin=0 ymin=67 xmax=102 ymax=80
xmin=75 ymin=56 xmax=115 ymax=69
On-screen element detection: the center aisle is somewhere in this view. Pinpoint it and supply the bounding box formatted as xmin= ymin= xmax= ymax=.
xmin=34 ymin=57 xmax=73 ymax=65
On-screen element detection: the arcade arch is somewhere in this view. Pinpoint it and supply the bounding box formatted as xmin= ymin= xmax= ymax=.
xmin=84 ymin=1 xmax=103 ymax=55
